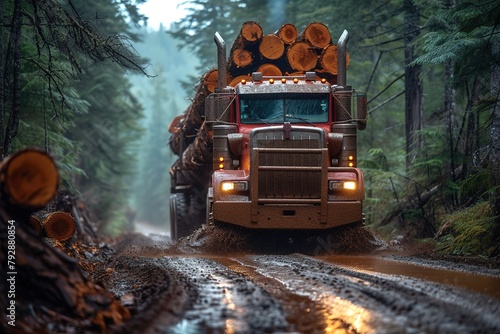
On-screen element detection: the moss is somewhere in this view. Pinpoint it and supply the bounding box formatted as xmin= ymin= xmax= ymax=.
xmin=435 ymin=201 xmax=497 ymax=256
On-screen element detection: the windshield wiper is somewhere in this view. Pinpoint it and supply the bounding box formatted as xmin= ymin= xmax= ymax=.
xmin=285 ymin=115 xmax=315 ymax=126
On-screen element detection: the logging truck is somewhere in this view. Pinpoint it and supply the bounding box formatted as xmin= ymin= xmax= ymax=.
xmin=169 ymin=22 xmax=367 ymax=240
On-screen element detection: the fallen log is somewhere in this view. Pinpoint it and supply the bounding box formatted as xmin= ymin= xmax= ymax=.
xmin=0 ymin=148 xmax=59 ymax=210
xmin=42 ymin=211 xmax=77 ymax=241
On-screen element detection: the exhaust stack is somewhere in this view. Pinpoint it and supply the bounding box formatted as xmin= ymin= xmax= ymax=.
xmin=214 ymin=32 xmax=227 ymax=92
xmin=337 ymin=30 xmax=349 ymax=87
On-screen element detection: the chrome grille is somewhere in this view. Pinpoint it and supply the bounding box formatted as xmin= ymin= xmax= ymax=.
xmin=250 ymin=126 xmax=325 ymax=200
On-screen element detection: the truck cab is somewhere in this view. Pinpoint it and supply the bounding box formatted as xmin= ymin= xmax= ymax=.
xmin=207 ymin=69 xmax=367 ymax=231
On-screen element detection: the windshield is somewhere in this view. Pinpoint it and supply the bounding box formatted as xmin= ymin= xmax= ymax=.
xmin=239 ymin=94 xmax=329 ymax=124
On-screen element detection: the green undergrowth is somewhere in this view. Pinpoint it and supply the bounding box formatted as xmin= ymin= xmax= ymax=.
xmin=435 ymin=201 xmax=498 ymax=257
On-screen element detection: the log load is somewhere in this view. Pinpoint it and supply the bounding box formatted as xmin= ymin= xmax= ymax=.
xmin=0 ymin=148 xmax=59 ymax=210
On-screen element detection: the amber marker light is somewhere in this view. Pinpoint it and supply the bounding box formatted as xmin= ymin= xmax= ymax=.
xmin=281 ymin=78 xmax=286 ymax=83
xmin=241 ymin=79 xmax=246 ymax=85
xmin=219 ymin=157 xmax=224 ymax=162
xmin=293 ymin=78 xmax=299 ymax=84
xmin=321 ymin=78 xmax=327 ymax=83
xmin=348 ymin=155 xmax=354 ymax=161
xmin=269 ymin=79 xmax=274 ymax=84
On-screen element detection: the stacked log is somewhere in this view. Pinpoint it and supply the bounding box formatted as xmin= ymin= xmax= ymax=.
xmin=169 ymin=21 xmax=350 ymax=187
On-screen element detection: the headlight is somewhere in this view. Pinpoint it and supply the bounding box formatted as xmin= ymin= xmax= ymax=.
xmin=221 ymin=181 xmax=248 ymax=192
xmin=329 ymin=181 xmax=357 ymax=191
xmin=343 ymin=181 xmax=356 ymax=190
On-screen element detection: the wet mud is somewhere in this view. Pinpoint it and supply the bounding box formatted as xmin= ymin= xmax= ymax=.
xmin=102 ymin=226 xmax=500 ymax=333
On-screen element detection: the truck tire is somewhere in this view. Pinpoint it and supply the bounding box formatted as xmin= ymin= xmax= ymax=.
xmin=169 ymin=193 xmax=190 ymax=240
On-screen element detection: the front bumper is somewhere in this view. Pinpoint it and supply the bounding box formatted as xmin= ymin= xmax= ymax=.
xmin=213 ymin=200 xmax=363 ymax=229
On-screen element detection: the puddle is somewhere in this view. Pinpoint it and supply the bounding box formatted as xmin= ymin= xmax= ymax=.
xmin=320 ymin=255 xmax=500 ymax=299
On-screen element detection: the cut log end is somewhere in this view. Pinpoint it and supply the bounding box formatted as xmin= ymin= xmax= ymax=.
xmin=303 ymin=22 xmax=331 ymax=48
xmin=203 ymin=69 xmax=219 ymax=93
xmin=43 ymin=211 xmax=76 ymax=241
xmin=229 ymin=75 xmax=252 ymax=87
xmin=320 ymin=45 xmax=338 ymax=74
xmin=259 ymin=35 xmax=285 ymax=60
xmin=277 ymin=23 xmax=298 ymax=44
xmin=233 ymin=49 xmax=252 ymax=68
xmin=287 ymin=41 xmax=318 ymax=71
xmin=240 ymin=21 xmax=263 ymax=42
xmin=257 ymin=64 xmax=283 ymax=76
xmin=1 ymin=149 xmax=59 ymax=210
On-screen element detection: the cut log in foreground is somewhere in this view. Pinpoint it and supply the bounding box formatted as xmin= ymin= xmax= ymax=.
xmin=42 ymin=211 xmax=77 ymax=241
xmin=0 ymin=148 xmax=59 ymax=210
xmin=0 ymin=149 xmax=129 ymax=332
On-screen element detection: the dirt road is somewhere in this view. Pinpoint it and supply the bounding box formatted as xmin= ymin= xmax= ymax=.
xmin=105 ymin=230 xmax=500 ymax=334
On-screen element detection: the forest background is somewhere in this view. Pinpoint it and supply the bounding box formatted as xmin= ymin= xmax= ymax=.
xmin=0 ymin=0 xmax=498 ymax=256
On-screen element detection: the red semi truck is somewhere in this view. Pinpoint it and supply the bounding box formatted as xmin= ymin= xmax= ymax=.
xmin=170 ymin=27 xmax=367 ymax=240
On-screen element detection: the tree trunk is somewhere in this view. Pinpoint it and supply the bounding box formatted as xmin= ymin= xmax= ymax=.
xmin=404 ymin=0 xmax=423 ymax=171
xmin=0 ymin=0 xmax=4 ymax=158
xmin=3 ymin=0 xmax=22 ymax=155
xmin=444 ymin=57 xmax=458 ymax=207
xmin=490 ymin=31 xmax=500 ymax=241
xmin=462 ymin=78 xmax=480 ymax=179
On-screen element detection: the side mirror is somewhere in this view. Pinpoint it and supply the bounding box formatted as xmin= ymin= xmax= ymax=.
xmin=356 ymin=93 xmax=367 ymax=130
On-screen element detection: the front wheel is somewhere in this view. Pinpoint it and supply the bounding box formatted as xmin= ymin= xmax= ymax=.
xmin=169 ymin=191 xmax=206 ymax=240
xmin=169 ymin=193 xmax=189 ymax=240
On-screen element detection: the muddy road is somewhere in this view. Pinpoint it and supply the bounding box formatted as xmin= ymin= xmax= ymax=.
xmin=104 ymin=228 xmax=500 ymax=334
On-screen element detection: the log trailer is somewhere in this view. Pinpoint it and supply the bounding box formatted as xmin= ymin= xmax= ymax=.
xmin=169 ymin=23 xmax=367 ymax=240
